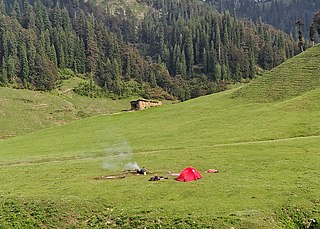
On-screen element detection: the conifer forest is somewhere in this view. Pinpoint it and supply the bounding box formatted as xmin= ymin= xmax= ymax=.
xmin=1 ymin=0 xmax=319 ymax=100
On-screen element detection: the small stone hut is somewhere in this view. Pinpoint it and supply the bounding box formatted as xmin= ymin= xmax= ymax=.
xmin=130 ymin=99 xmax=162 ymax=110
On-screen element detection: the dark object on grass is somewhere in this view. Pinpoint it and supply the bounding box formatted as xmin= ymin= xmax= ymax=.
xmin=148 ymin=176 xmax=168 ymax=181
xmin=306 ymin=218 xmax=318 ymax=229
xmin=136 ymin=167 xmax=146 ymax=175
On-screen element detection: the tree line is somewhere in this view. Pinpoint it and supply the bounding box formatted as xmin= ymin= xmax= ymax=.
xmin=0 ymin=0 xmax=300 ymax=101
xmin=0 ymin=0 xmax=178 ymax=100
xmin=112 ymin=0 xmax=299 ymax=99
xmin=208 ymin=0 xmax=320 ymax=43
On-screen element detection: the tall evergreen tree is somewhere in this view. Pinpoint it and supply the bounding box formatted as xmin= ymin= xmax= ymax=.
xmin=19 ymin=42 xmax=29 ymax=86
xmin=295 ymin=19 xmax=305 ymax=51
xmin=185 ymin=28 xmax=194 ymax=78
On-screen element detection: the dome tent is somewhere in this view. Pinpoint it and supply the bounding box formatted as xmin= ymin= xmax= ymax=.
xmin=176 ymin=167 xmax=202 ymax=182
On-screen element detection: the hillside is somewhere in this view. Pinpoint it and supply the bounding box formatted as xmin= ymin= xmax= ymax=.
xmin=232 ymin=44 xmax=320 ymax=102
xmin=1 ymin=46 xmax=320 ymax=228
xmin=0 ymin=0 xmax=298 ymax=101
xmin=0 ymin=79 xmax=133 ymax=140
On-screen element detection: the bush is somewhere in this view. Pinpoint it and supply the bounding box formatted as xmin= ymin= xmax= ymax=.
xmin=73 ymin=80 xmax=106 ymax=98
xmin=58 ymin=68 xmax=76 ymax=80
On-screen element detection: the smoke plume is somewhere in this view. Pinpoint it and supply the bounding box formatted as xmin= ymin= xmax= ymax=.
xmin=102 ymin=139 xmax=140 ymax=171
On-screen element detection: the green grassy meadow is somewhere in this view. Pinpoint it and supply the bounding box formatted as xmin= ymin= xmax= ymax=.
xmin=0 ymin=78 xmax=133 ymax=140
xmin=1 ymin=46 xmax=320 ymax=228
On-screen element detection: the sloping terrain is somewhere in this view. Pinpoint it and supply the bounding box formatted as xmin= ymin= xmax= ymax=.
xmin=1 ymin=46 xmax=320 ymax=227
xmin=0 ymin=79 xmax=132 ymax=139
xmin=232 ymin=45 xmax=320 ymax=102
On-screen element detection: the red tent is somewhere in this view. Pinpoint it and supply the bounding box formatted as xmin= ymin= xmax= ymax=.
xmin=176 ymin=167 xmax=202 ymax=182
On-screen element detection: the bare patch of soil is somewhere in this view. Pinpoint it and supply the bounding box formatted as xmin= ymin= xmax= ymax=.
xmin=95 ymin=170 xmax=142 ymax=180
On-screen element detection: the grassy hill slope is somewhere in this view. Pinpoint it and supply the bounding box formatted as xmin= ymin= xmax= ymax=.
xmin=1 ymin=46 xmax=320 ymax=227
xmin=0 ymin=79 xmax=132 ymax=140
xmin=233 ymin=45 xmax=320 ymax=102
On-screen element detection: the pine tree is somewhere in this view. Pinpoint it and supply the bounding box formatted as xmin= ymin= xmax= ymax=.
xmin=202 ymin=48 xmax=208 ymax=73
xmin=158 ymin=25 xmax=169 ymax=64
xmin=176 ymin=49 xmax=187 ymax=79
xmin=248 ymin=52 xmax=255 ymax=79
xmin=33 ymin=55 xmax=58 ymax=90
xmin=310 ymin=22 xmax=316 ymax=46
xmin=214 ymin=21 xmax=222 ymax=62
xmin=24 ymin=4 xmax=35 ymax=29
xmin=235 ymin=63 xmax=241 ymax=81
xmin=295 ymin=19 xmax=304 ymax=52
xmin=310 ymin=12 xmax=320 ymax=46
xmin=0 ymin=58 xmax=8 ymax=84
xmin=111 ymin=58 xmax=122 ymax=96
xmin=149 ymin=71 xmax=157 ymax=87
xmin=185 ymin=28 xmax=194 ymax=78
xmin=214 ymin=63 xmax=221 ymax=82
xmin=49 ymin=44 xmax=58 ymax=67
xmin=259 ymin=43 xmax=273 ymax=70
xmin=221 ymin=64 xmax=229 ymax=81
xmin=0 ymin=0 xmax=6 ymax=15
xmin=208 ymin=42 xmax=217 ymax=79
xmin=11 ymin=0 xmax=20 ymax=18
xmin=7 ymin=54 xmax=18 ymax=83
xmin=19 ymin=42 xmax=29 ymax=87
xmin=26 ymin=39 xmax=36 ymax=85
xmin=74 ymin=38 xmax=86 ymax=73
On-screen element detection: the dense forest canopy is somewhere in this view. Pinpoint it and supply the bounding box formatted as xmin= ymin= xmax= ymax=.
xmin=0 ymin=0 xmax=300 ymax=101
xmin=209 ymin=0 xmax=320 ymax=43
